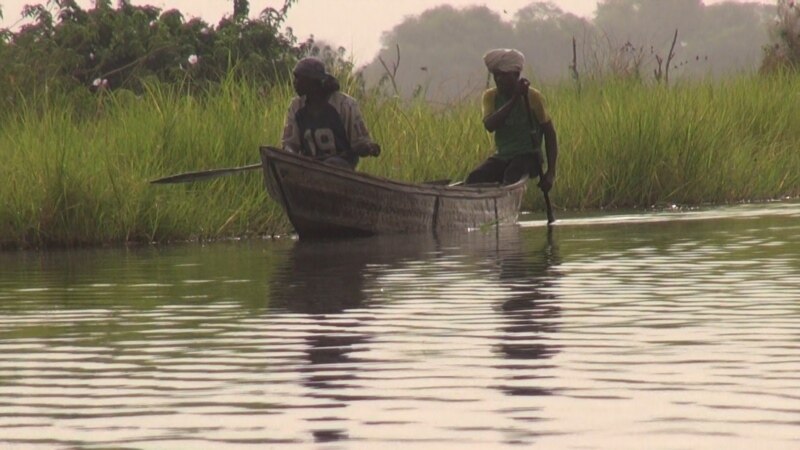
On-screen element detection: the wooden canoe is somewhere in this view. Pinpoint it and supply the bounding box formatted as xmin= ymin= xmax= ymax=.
xmin=259 ymin=146 xmax=527 ymax=239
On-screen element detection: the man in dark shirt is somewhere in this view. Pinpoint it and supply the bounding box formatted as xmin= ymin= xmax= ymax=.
xmin=281 ymin=57 xmax=380 ymax=169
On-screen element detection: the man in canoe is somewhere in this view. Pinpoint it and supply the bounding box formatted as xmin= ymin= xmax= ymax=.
xmin=281 ymin=57 xmax=381 ymax=169
xmin=465 ymin=48 xmax=558 ymax=191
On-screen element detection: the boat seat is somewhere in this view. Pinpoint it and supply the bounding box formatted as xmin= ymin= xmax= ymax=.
xmin=462 ymin=182 xmax=500 ymax=188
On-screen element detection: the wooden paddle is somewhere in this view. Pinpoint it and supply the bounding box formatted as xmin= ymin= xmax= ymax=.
xmin=149 ymin=163 xmax=261 ymax=184
xmin=521 ymin=89 xmax=556 ymax=225
xmin=152 ymin=166 xmax=455 ymax=186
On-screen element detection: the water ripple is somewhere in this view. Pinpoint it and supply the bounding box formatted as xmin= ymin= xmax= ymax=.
xmin=0 ymin=201 xmax=799 ymax=448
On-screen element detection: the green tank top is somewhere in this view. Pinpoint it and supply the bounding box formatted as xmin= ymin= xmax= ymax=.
xmin=493 ymin=91 xmax=542 ymax=161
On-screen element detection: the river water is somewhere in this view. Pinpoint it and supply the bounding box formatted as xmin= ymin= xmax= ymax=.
xmin=0 ymin=201 xmax=798 ymax=449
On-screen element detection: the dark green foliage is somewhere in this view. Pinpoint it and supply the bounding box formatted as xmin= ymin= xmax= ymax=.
xmin=234 ymin=0 xmax=250 ymax=21
xmin=0 ymin=0 xmax=307 ymax=111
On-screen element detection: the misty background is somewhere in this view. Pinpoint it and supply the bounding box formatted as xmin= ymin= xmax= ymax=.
xmin=331 ymin=0 xmax=774 ymax=102
xmin=0 ymin=0 xmax=783 ymax=103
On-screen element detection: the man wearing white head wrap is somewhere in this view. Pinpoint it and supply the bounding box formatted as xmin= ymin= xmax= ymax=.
xmin=483 ymin=49 xmax=525 ymax=73
xmin=466 ymin=49 xmax=558 ymax=192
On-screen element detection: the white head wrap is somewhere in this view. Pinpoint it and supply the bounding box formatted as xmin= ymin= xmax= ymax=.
xmin=483 ymin=48 xmax=525 ymax=73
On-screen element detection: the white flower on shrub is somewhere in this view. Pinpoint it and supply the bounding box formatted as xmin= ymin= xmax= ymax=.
xmin=188 ymin=54 xmax=199 ymax=66
xmin=92 ymin=78 xmax=109 ymax=89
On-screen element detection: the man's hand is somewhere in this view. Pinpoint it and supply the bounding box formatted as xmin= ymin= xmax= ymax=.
xmin=353 ymin=141 xmax=381 ymax=157
xmin=510 ymin=78 xmax=530 ymax=102
xmin=517 ymin=78 xmax=530 ymax=95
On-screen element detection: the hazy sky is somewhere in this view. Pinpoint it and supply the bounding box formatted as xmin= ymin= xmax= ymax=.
xmin=1 ymin=0 xmax=774 ymax=63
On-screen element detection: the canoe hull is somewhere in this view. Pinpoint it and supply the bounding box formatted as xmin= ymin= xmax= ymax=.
xmin=259 ymin=146 xmax=526 ymax=239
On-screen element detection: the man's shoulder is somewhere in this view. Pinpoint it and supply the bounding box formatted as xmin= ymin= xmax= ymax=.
xmin=482 ymin=88 xmax=498 ymax=109
xmin=326 ymin=92 xmax=360 ymax=117
xmin=528 ymin=87 xmax=545 ymax=99
xmin=288 ymin=96 xmax=304 ymax=112
xmin=527 ymin=87 xmax=547 ymax=106
xmin=329 ymin=91 xmax=357 ymax=106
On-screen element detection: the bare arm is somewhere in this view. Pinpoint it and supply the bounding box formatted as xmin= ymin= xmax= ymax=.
xmin=483 ymin=95 xmax=520 ymax=132
xmin=539 ymin=120 xmax=558 ymax=192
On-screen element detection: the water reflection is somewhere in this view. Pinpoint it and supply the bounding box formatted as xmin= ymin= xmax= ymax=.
xmin=268 ymin=236 xmax=441 ymax=443
xmin=495 ymin=229 xmax=562 ymax=397
xmin=1 ymin=201 xmax=798 ymax=448
xmin=265 ymin=228 xmax=567 ymax=445
xmin=270 ymin=240 xmax=368 ymax=314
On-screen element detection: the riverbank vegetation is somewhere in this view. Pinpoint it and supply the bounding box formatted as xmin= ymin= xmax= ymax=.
xmin=1 ymin=1 xmax=799 ymax=248
xmin=2 ymin=72 xmax=798 ymax=249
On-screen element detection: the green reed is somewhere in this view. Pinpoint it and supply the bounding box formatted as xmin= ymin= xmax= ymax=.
xmin=1 ymin=73 xmax=798 ymax=248
xmin=0 ymin=79 xmax=291 ymax=248
xmin=550 ymin=73 xmax=800 ymax=209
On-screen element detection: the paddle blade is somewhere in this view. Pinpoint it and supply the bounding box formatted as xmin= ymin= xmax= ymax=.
xmin=149 ymin=163 xmax=262 ymax=184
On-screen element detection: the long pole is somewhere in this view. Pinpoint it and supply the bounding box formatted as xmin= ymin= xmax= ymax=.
xmin=521 ymin=91 xmax=555 ymax=225
xmin=149 ymin=163 xmax=262 ymax=184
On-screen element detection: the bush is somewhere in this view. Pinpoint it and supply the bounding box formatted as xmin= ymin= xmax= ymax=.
xmin=0 ymin=0 xmax=314 ymax=111
xmin=761 ymin=0 xmax=800 ymax=72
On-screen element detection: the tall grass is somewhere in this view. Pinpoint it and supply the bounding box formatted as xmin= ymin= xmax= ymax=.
xmin=551 ymin=73 xmax=800 ymax=209
xmin=0 ymin=79 xmax=293 ymax=248
xmin=1 ymin=73 xmax=799 ymax=248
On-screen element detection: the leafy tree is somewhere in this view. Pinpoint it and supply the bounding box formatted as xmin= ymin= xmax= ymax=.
xmin=361 ymin=5 xmax=514 ymax=102
xmin=513 ymin=2 xmax=593 ymax=81
xmin=595 ymin=0 xmax=704 ymax=43
xmin=360 ymin=0 xmax=774 ymax=101
xmin=592 ymin=0 xmax=770 ymax=79
xmin=699 ymin=3 xmax=772 ymax=76
xmin=762 ymin=0 xmax=800 ymax=71
xmin=0 ymin=0 xmax=310 ymax=112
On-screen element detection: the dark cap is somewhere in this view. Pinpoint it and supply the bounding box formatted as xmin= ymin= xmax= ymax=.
xmin=293 ymin=57 xmax=328 ymax=81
